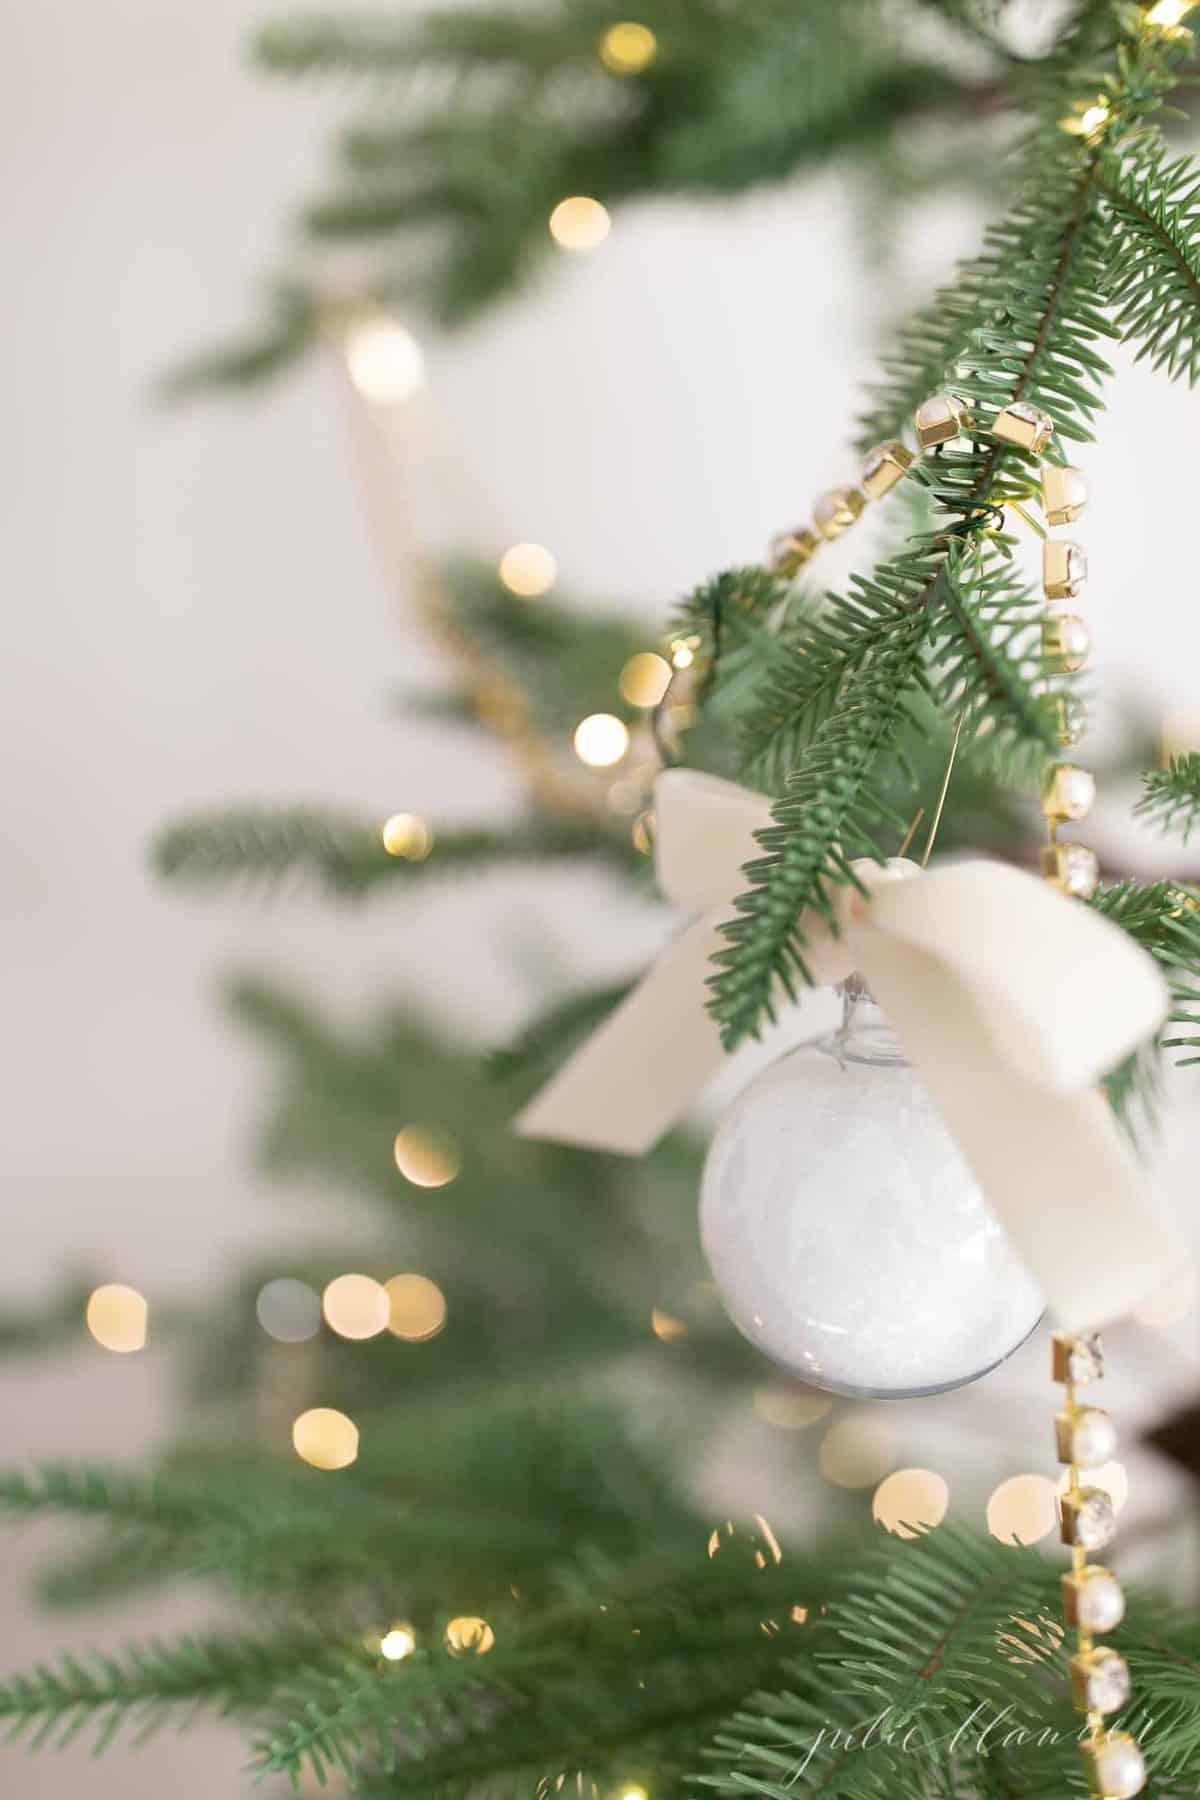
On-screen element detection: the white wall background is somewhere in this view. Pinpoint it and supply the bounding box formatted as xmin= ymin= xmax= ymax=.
xmin=1 ymin=2 xmax=1198 ymax=1795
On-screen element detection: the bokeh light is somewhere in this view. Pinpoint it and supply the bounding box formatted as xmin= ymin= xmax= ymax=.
xmin=498 ymin=542 xmax=557 ymax=597
xmin=818 ymin=1415 xmax=894 ymax=1489
xmin=381 ymin=813 xmax=433 ymax=860
xmin=293 ymin=1407 xmax=359 ymax=1470
xmin=599 ymin=21 xmax=657 ymax=72
xmin=618 ymin=652 xmax=672 ymax=708
xmin=1147 ymin=0 xmax=1194 ymax=26
xmin=650 ymin=1308 xmax=688 ymax=1342
xmin=574 ymin=713 xmax=629 ymax=767
xmin=385 ymin=1273 xmax=447 ymax=1341
xmin=752 ymin=1386 xmax=832 ymax=1430
xmin=445 ymin=1616 xmax=494 ymax=1655
xmin=322 ymin=1274 xmax=390 ymax=1340
xmin=380 ymin=1624 xmax=416 ymax=1661
xmin=872 ymin=1468 xmax=949 ymax=1538
xmin=986 ymin=1474 xmax=1058 ymax=1544
xmin=85 ymin=1284 xmax=147 ymax=1354
xmin=344 ymin=316 xmax=424 ymax=404
xmin=393 ymin=1125 xmax=461 ymax=1189
xmin=256 ymin=1278 xmax=321 ymax=1343
xmin=548 ymin=196 xmax=611 ymax=251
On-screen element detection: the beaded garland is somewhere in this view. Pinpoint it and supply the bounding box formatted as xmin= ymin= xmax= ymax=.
xmin=764 ymin=398 xmax=1144 ymax=1800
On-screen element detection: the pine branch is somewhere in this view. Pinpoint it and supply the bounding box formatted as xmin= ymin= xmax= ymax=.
xmin=1092 ymin=878 xmax=1200 ymax=1068
xmin=1100 ymin=135 xmax=1200 ymax=384
xmin=1136 ymin=752 xmax=1200 ymax=844
xmin=151 ymin=807 xmax=633 ymax=897
xmin=0 ymin=1629 xmax=347 ymax=1754
xmin=708 ymin=598 xmax=932 ymax=1047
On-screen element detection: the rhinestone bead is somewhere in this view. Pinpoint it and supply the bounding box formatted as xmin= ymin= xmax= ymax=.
xmin=1042 ymin=764 xmax=1096 ymax=825
xmin=1044 ymin=539 xmax=1088 ymax=600
xmin=1084 ymin=1732 xmax=1146 ymax=1798
xmin=1040 ymin=842 xmax=1100 ymax=900
xmin=915 ymin=394 xmax=971 ymax=449
xmin=1072 ymin=1647 xmax=1131 ymax=1716
xmin=812 ymin=487 xmax=865 ymax=540
xmin=1061 ymin=1485 xmax=1117 ymax=1551
xmin=1063 ymin=1566 xmax=1125 ymax=1634
xmin=768 ymin=527 xmax=819 ymax=576
xmin=1043 ymin=613 xmax=1090 ymax=673
xmin=1054 ymin=1330 xmax=1105 ymax=1385
xmin=993 ymin=401 xmax=1054 ymax=453
xmin=860 ymin=440 xmax=913 ymax=499
xmin=1042 ymin=464 xmax=1088 ymax=526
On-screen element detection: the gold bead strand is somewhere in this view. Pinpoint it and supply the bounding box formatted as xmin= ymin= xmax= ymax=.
xmin=766 ymin=441 xmax=914 ymax=579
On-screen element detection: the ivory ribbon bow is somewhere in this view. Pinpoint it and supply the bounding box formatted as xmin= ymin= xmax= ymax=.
xmin=517 ymin=768 xmax=1180 ymax=1327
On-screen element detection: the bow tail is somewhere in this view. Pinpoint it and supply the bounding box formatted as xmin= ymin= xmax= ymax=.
xmin=859 ymin=931 xmax=1180 ymax=1328
xmin=514 ymin=916 xmax=731 ymax=1154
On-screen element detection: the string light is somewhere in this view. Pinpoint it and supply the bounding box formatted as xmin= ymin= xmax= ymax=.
xmin=385 ymin=1272 xmax=447 ymax=1341
xmin=573 ymin=713 xmax=629 ymax=767
xmin=292 ymin=1407 xmax=359 ymax=1470
xmin=599 ymin=20 xmax=658 ymax=72
xmin=620 ymin=1788 xmax=649 ymax=1800
xmin=817 ymin=1415 xmax=894 ymax=1489
xmin=752 ymin=1386 xmax=832 ymax=1430
xmin=986 ymin=1473 xmax=1058 ymax=1545
xmin=381 ymin=813 xmax=433 ymax=860
xmin=499 ymin=542 xmax=558 ymax=597
xmin=445 ymin=1616 xmax=494 ymax=1654
xmin=1146 ymin=0 xmax=1194 ymax=25
xmin=344 ymin=315 xmax=425 ymax=404
xmin=322 ymin=1274 xmax=390 ymax=1340
xmin=548 ymin=196 xmax=611 ymax=251
xmin=650 ymin=1308 xmax=688 ymax=1342
xmin=393 ymin=1125 xmax=461 ymax=1188
xmin=256 ymin=1278 xmax=321 ymax=1343
xmin=618 ymin=652 xmax=672 ymax=708
xmin=1060 ymin=96 xmax=1111 ymax=138
xmin=872 ymin=1468 xmax=949 ymax=1538
xmin=85 ymin=1284 xmax=147 ymax=1354
xmin=379 ymin=1624 xmax=416 ymax=1661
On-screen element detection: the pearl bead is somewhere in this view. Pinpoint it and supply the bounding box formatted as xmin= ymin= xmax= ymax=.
xmin=1091 ymin=1734 xmax=1146 ymax=1799
xmin=1077 ymin=1569 xmax=1126 ymax=1633
xmin=1072 ymin=1407 xmax=1118 ymax=1467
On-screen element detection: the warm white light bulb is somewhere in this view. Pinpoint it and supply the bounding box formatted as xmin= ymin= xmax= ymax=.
xmin=380 ymin=1625 xmax=416 ymax=1661
xmin=498 ymin=542 xmax=557 ymax=597
xmin=345 ymin=317 xmax=424 ymax=403
xmin=1147 ymin=0 xmax=1193 ymax=26
xmin=573 ymin=713 xmax=629 ymax=767
xmin=548 ymin=196 xmax=611 ymax=251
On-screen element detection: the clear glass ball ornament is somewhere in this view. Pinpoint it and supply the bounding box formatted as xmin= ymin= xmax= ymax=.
xmin=700 ymin=984 xmax=1044 ymax=1398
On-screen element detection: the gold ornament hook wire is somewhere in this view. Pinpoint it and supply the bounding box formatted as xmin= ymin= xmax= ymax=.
xmin=921 ymin=709 xmax=967 ymax=868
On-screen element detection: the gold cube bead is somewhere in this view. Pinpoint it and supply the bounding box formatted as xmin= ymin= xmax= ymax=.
xmin=1053 ymin=1329 xmax=1104 ymax=1384
xmin=1060 ymin=1484 xmax=1117 ymax=1551
xmin=992 ymin=401 xmax=1054 ymax=454
xmin=812 ymin=487 xmax=866 ymax=541
xmin=1082 ymin=1731 xmax=1146 ymax=1798
xmin=914 ymin=394 xmax=971 ymax=449
xmin=860 ymin=440 xmax=913 ymax=499
xmin=1042 ymin=763 xmax=1096 ymax=825
xmin=1044 ymin=539 xmax=1088 ymax=600
xmin=1042 ymin=463 xmax=1088 ymax=526
xmin=1071 ymin=1647 xmax=1131 ymax=1716
xmin=1043 ymin=613 xmax=1090 ymax=673
xmin=1055 ymin=1405 xmax=1117 ymax=1466
xmin=1062 ymin=1566 xmax=1125 ymax=1634
xmin=768 ymin=527 xmax=819 ymax=577
xmin=1041 ymin=841 xmax=1100 ymax=899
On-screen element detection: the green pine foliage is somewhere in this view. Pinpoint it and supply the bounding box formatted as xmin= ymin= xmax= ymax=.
xmin=1137 ymin=751 xmax=1200 ymax=842
xmin=8 ymin=7 xmax=1200 ymax=1799
xmin=1101 ymin=133 xmax=1200 ymax=382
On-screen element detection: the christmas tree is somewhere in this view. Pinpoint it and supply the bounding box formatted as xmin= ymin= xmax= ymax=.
xmin=5 ymin=3 xmax=1200 ymax=1797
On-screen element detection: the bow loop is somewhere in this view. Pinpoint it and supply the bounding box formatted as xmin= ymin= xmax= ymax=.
xmin=517 ymin=771 xmax=1180 ymax=1326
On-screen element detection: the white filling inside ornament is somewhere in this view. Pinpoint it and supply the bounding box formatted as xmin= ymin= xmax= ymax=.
xmin=699 ymin=985 xmax=1044 ymax=1397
